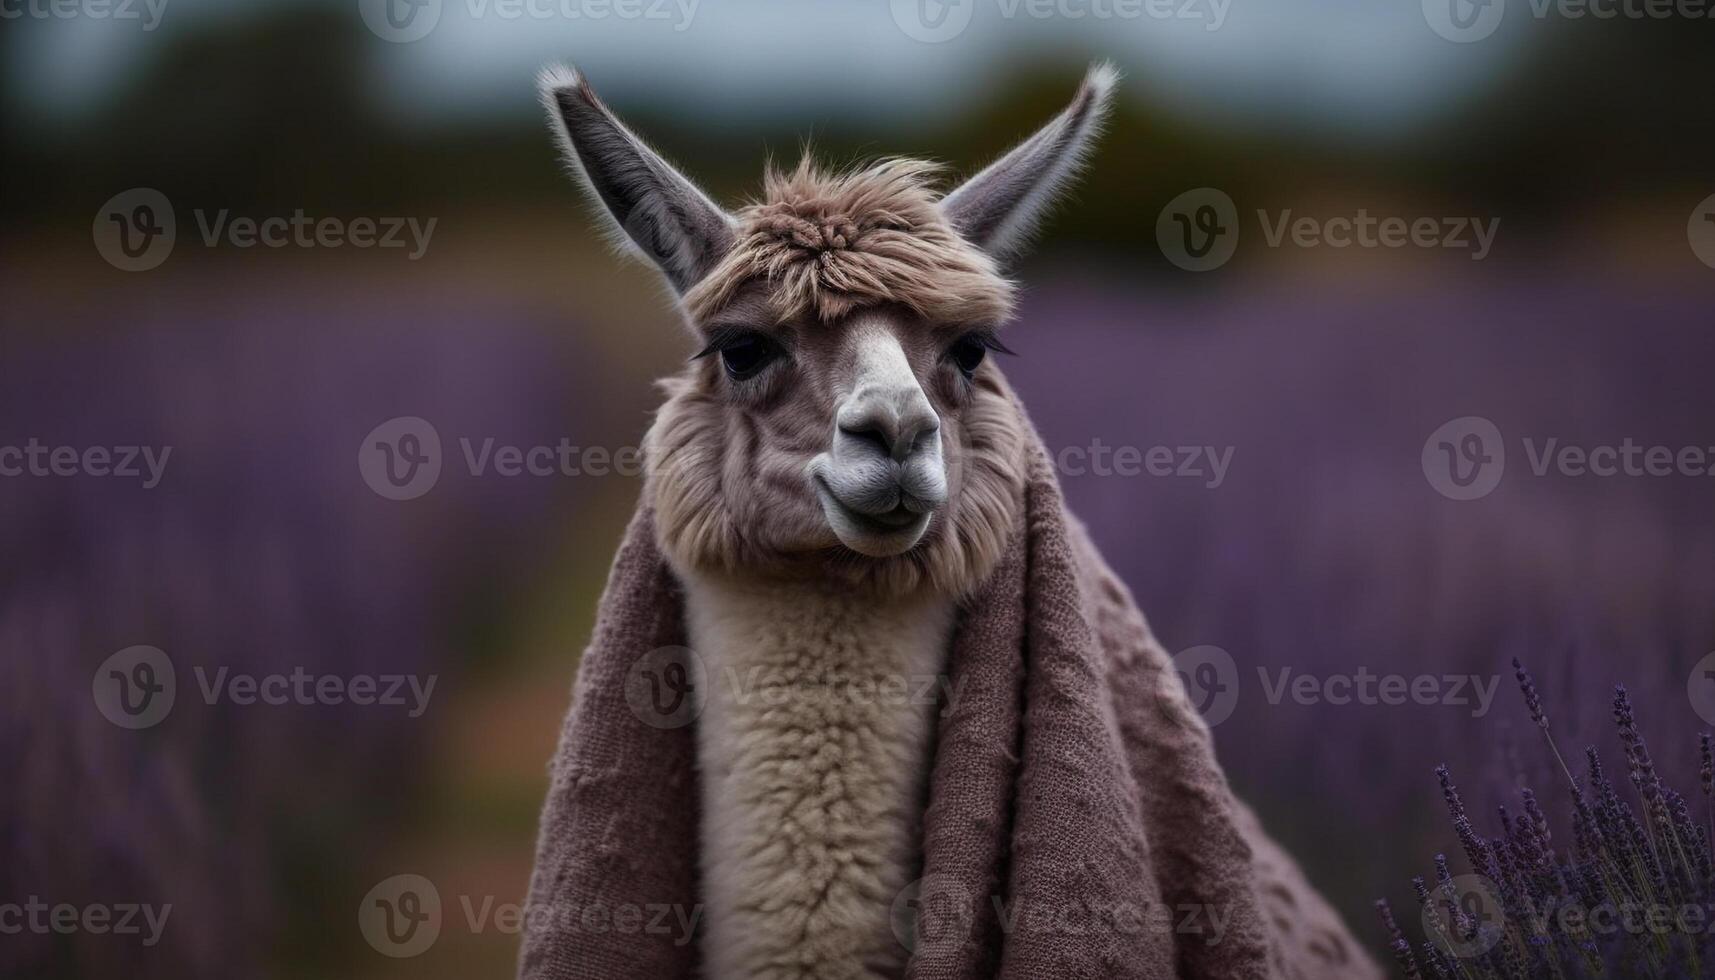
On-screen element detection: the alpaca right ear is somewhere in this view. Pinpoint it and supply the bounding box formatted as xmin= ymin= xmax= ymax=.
xmin=940 ymin=62 xmax=1118 ymax=262
xmin=539 ymin=65 xmax=735 ymax=294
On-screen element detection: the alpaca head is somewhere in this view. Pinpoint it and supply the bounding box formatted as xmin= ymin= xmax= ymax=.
xmin=542 ymin=63 xmax=1115 ymax=597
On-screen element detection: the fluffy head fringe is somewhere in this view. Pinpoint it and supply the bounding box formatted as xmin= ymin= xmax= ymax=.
xmin=683 ymin=157 xmax=1017 ymax=328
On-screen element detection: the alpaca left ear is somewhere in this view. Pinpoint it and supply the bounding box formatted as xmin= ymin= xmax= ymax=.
xmin=940 ymin=62 xmax=1118 ymax=262
xmin=539 ymin=64 xmax=735 ymax=294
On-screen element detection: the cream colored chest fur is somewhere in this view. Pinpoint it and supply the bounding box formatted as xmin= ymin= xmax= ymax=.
xmin=683 ymin=573 xmax=956 ymax=980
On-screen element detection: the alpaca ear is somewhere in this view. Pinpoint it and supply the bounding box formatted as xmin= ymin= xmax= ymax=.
xmin=940 ymin=62 xmax=1118 ymax=262
xmin=539 ymin=65 xmax=735 ymax=294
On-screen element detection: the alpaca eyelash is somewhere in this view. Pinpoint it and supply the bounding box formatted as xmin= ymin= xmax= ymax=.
xmin=690 ymin=327 xmax=756 ymax=361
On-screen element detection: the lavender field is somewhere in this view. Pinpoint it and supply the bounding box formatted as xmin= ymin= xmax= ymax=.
xmin=3 ymin=259 xmax=1711 ymax=976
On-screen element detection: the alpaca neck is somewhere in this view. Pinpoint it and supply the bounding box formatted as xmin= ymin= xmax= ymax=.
xmin=682 ymin=570 xmax=957 ymax=980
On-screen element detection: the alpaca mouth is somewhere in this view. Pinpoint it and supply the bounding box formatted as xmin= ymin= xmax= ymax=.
xmin=813 ymin=477 xmax=933 ymax=557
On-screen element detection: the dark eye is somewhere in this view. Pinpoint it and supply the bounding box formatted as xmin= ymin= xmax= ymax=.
xmin=715 ymin=334 xmax=778 ymax=381
xmin=949 ymin=334 xmax=989 ymax=378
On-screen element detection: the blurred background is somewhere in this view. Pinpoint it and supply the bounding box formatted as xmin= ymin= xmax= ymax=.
xmin=2 ymin=0 xmax=1712 ymax=976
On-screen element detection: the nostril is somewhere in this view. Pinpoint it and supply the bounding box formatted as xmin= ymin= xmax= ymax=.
xmin=838 ymin=422 xmax=894 ymax=457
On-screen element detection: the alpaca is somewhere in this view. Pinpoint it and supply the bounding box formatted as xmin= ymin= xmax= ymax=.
xmin=528 ymin=62 xmax=1377 ymax=980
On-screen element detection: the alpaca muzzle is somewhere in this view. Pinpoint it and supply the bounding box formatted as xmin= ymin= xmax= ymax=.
xmin=809 ymin=369 xmax=947 ymax=557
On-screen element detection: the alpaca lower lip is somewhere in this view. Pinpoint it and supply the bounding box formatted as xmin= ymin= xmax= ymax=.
xmin=813 ymin=478 xmax=931 ymax=547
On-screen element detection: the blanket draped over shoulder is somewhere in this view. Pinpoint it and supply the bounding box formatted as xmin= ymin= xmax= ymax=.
xmin=519 ymin=420 xmax=1380 ymax=979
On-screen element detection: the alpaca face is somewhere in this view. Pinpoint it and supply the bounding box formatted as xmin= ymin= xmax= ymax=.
xmin=542 ymin=63 xmax=1115 ymax=595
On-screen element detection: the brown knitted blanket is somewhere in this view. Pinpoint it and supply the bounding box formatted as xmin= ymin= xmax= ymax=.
xmin=519 ymin=427 xmax=1380 ymax=979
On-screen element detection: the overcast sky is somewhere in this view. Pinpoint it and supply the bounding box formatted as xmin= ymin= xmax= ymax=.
xmin=9 ymin=0 xmax=1524 ymax=137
